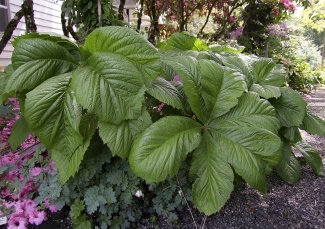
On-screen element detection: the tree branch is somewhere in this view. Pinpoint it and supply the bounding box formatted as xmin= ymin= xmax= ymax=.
xmin=0 ymin=8 xmax=24 ymax=55
xmin=23 ymin=0 xmax=37 ymax=33
xmin=198 ymin=0 xmax=218 ymax=35
xmin=61 ymin=12 xmax=69 ymax=37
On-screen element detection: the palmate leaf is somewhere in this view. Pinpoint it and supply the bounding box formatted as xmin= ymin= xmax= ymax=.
xmin=71 ymin=53 xmax=146 ymax=124
xmin=276 ymin=141 xmax=301 ymax=185
xmin=52 ymin=113 xmax=98 ymax=184
xmin=147 ymin=77 xmax=185 ymax=110
xmin=82 ymin=26 xmax=160 ymax=82
xmin=300 ymin=109 xmax=325 ymax=136
xmin=219 ymin=54 xmax=252 ymax=87
xmin=99 ymin=109 xmax=152 ymax=160
xmin=198 ymin=59 xmax=246 ymax=122
xmin=269 ymin=87 xmax=307 ymax=127
xmin=210 ymin=126 xmax=281 ymax=193
xmin=163 ymin=56 xmax=206 ymax=122
xmin=295 ymin=142 xmax=324 ymax=176
xmin=251 ymin=58 xmax=286 ymax=88
xmin=209 ymin=92 xmax=282 ymax=193
xmin=5 ymin=39 xmax=78 ymax=94
xmin=191 ymin=131 xmax=234 ymax=215
xmin=25 ymin=73 xmax=82 ymax=153
xmin=129 ymin=116 xmax=202 ymax=182
xmin=221 ymin=55 xmax=286 ymax=99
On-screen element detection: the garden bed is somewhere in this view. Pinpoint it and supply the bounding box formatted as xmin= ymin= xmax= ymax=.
xmin=1 ymin=87 xmax=323 ymax=229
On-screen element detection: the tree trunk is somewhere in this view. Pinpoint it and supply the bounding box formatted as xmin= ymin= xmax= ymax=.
xmin=136 ymin=0 xmax=144 ymax=32
xmin=0 ymin=8 xmax=24 ymax=55
xmin=321 ymin=39 xmax=325 ymax=70
xmin=118 ymin=0 xmax=126 ymax=21
xmin=147 ymin=1 xmax=159 ymax=45
xmin=23 ymin=0 xmax=37 ymax=33
xmin=97 ymin=0 xmax=102 ymax=27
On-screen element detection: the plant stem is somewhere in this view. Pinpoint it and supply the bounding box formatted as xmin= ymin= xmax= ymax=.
xmin=176 ymin=175 xmax=198 ymax=229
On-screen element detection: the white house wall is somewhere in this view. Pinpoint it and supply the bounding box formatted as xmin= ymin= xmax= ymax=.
xmin=0 ymin=0 xmax=63 ymax=67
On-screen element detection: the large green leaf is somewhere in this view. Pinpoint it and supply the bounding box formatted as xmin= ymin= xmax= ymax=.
xmin=71 ymin=53 xmax=146 ymax=124
xmin=25 ymin=73 xmax=82 ymax=153
xmin=147 ymin=77 xmax=185 ymax=110
xmin=99 ymin=109 xmax=152 ymax=160
xmin=213 ymin=92 xmax=280 ymax=133
xmin=5 ymin=39 xmax=77 ymax=94
xmin=52 ymin=113 xmax=98 ymax=184
xmin=295 ymin=142 xmax=324 ymax=176
xmin=8 ymin=116 xmax=30 ymax=151
xmin=163 ymin=56 xmax=205 ymax=122
xmin=164 ymin=32 xmax=210 ymax=51
xmin=82 ymin=26 xmax=160 ymax=82
xmin=198 ymin=60 xmax=246 ymax=122
xmin=191 ymin=131 xmax=234 ymax=215
xmin=11 ymin=32 xmax=80 ymax=60
xmin=276 ymin=141 xmax=301 ymax=185
xmin=300 ymin=109 xmax=325 ymax=136
xmin=210 ymin=93 xmax=282 ymax=192
xmin=129 ymin=116 xmax=202 ymax=182
xmin=269 ymin=88 xmax=307 ymax=127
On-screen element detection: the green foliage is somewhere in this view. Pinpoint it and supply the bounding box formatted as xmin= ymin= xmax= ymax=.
xmin=161 ymin=32 xmax=210 ymax=51
xmin=3 ymin=26 xmax=325 ymax=219
xmin=8 ymin=116 xmax=29 ymax=150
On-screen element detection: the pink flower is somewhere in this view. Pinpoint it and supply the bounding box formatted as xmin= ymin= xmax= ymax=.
xmin=7 ymin=213 xmax=28 ymax=229
xmin=44 ymin=198 xmax=58 ymax=213
xmin=229 ymin=16 xmax=236 ymax=23
xmin=173 ymin=75 xmax=182 ymax=82
xmin=157 ymin=102 xmax=165 ymax=111
xmin=30 ymin=167 xmax=43 ymax=177
xmin=157 ymin=1 xmax=162 ymax=8
xmin=28 ymin=210 xmax=46 ymax=225
xmin=14 ymin=200 xmax=37 ymax=215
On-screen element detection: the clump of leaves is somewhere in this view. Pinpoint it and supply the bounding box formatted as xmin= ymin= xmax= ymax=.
xmin=1 ymin=26 xmax=324 ymax=219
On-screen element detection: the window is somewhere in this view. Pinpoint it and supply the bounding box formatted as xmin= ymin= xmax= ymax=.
xmin=0 ymin=0 xmax=9 ymax=32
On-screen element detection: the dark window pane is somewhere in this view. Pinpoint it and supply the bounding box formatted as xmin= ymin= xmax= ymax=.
xmin=0 ymin=0 xmax=6 ymax=6
xmin=0 ymin=8 xmax=9 ymax=31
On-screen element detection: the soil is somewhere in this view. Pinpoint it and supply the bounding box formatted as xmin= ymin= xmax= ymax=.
xmin=2 ymin=87 xmax=324 ymax=229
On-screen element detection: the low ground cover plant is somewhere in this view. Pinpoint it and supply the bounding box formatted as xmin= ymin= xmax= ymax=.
xmin=0 ymin=26 xmax=324 ymax=228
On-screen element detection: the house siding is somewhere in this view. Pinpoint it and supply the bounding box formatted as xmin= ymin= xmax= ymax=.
xmin=0 ymin=0 xmax=63 ymax=67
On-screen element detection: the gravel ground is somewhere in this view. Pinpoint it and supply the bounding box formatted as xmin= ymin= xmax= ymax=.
xmin=140 ymin=87 xmax=325 ymax=229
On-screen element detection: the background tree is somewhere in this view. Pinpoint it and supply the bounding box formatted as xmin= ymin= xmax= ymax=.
xmin=302 ymin=0 xmax=325 ymax=67
xmin=61 ymin=0 xmax=124 ymax=42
